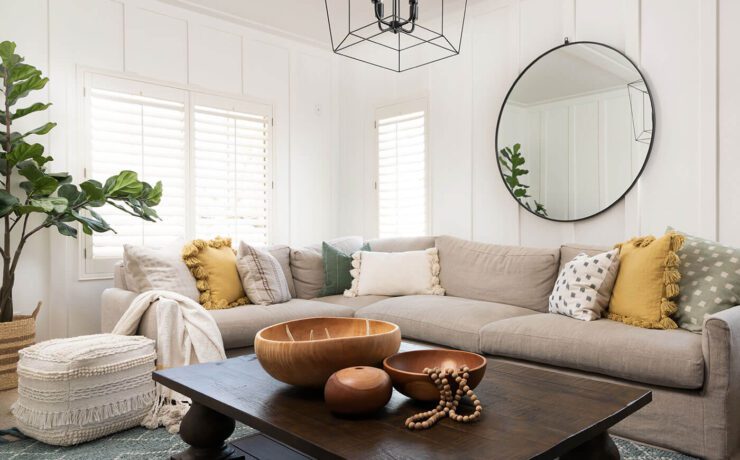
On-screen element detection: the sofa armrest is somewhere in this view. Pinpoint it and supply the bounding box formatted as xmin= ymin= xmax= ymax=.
xmin=701 ymin=305 xmax=740 ymax=458
xmin=100 ymin=288 xmax=138 ymax=333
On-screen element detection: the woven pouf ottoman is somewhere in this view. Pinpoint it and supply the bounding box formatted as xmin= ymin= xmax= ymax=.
xmin=12 ymin=334 xmax=156 ymax=446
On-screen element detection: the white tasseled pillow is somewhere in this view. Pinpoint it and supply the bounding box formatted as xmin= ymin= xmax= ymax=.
xmin=344 ymin=248 xmax=445 ymax=297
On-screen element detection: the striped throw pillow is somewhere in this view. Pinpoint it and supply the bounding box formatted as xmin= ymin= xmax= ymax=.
xmin=237 ymin=241 xmax=292 ymax=306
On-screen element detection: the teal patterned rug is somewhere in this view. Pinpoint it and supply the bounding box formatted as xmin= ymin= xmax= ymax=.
xmin=0 ymin=424 xmax=696 ymax=459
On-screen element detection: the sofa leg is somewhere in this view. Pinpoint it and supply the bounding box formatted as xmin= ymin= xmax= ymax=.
xmin=561 ymin=431 xmax=620 ymax=460
xmin=171 ymin=402 xmax=244 ymax=460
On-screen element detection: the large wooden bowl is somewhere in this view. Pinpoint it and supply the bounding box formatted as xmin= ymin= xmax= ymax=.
xmin=383 ymin=349 xmax=487 ymax=401
xmin=254 ymin=317 xmax=401 ymax=388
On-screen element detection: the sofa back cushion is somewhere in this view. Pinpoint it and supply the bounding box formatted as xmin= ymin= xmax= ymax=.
xmin=365 ymin=236 xmax=436 ymax=253
xmin=290 ymin=236 xmax=363 ymax=299
xmin=436 ymin=235 xmax=560 ymax=312
xmin=559 ymin=243 xmax=611 ymax=271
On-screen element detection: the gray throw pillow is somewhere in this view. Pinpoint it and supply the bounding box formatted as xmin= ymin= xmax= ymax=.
xmin=669 ymin=227 xmax=740 ymax=332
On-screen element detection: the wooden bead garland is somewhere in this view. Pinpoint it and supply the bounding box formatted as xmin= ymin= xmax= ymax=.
xmin=404 ymin=366 xmax=483 ymax=430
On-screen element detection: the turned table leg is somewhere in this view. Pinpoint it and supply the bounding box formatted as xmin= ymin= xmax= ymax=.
xmin=561 ymin=431 xmax=620 ymax=460
xmin=171 ymin=402 xmax=245 ymax=460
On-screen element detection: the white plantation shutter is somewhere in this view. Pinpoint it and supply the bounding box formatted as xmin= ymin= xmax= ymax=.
xmin=376 ymin=101 xmax=428 ymax=238
xmin=85 ymin=75 xmax=188 ymax=273
xmin=193 ymin=95 xmax=272 ymax=246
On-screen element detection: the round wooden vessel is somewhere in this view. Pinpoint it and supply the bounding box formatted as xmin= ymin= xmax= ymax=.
xmin=383 ymin=349 xmax=487 ymax=401
xmin=324 ymin=366 xmax=392 ymax=415
xmin=254 ymin=317 xmax=401 ymax=388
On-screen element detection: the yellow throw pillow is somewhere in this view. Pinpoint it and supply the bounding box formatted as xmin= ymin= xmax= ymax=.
xmin=608 ymin=232 xmax=684 ymax=329
xmin=182 ymin=237 xmax=248 ymax=310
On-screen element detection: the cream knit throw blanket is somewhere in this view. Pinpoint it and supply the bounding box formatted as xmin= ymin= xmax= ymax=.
xmin=112 ymin=290 xmax=226 ymax=433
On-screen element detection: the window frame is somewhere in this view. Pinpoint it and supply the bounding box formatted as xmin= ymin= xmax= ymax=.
xmin=373 ymin=97 xmax=431 ymax=239
xmin=79 ymin=69 xmax=274 ymax=279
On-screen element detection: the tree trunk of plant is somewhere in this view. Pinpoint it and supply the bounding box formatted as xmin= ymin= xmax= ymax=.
xmin=0 ymin=277 xmax=14 ymax=322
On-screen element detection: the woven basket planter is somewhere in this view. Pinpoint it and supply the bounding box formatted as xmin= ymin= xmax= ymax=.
xmin=0 ymin=303 xmax=40 ymax=391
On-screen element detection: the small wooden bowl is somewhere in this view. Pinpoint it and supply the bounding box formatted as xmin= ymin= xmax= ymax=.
xmin=383 ymin=349 xmax=487 ymax=401
xmin=324 ymin=366 xmax=392 ymax=415
xmin=255 ymin=317 xmax=401 ymax=388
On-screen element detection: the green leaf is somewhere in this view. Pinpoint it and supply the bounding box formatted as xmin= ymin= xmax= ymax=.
xmin=53 ymin=221 xmax=77 ymax=237
xmin=58 ymin=184 xmax=84 ymax=207
xmin=0 ymin=41 xmax=18 ymax=68
xmin=22 ymin=122 xmax=56 ymax=138
xmin=80 ymin=180 xmax=105 ymax=202
xmin=29 ymin=197 xmax=67 ymax=213
xmin=0 ymin=190 xmax=19 ymax=217
xmin=104 ymin=170 xmax=143 ymax=197
xmin=6 ymin=142 xmax=46 ymax=167
xmin=71 ymin=210 xmax=112 ymax=234
xmin=11 ymin=102 xmax=51 ymax=121
xmin=7 ymin=75 xmax=49 ymax=104
xmin=18 ymin=162 xmax=58 ymax=196
xmin=7 ymin=63 xmax=41 ymax=84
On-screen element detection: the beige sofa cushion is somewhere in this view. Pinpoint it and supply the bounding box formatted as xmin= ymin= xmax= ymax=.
xmin=365 ymin=236 xmax=436 ymax=252
xmin=479 ymin=314 xmax=704 ymax=389
xmin=355 ymin=295 xmax=537 ymax=352
xmin=290 ymin=236 xmax=363 ymax=299
xmin=559 ymin=243 xmax=611 ymax=271
xmin=436 ymin=235 xmax=560 ymax=312
xmin=316 ymin=294 xmax=390 ymax=311
xmin=138 ymin=299 xmax=355 ymax=350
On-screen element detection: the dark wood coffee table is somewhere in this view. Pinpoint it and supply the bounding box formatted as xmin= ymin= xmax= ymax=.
xmin=154 ymin=343 xmax=650 ymax=460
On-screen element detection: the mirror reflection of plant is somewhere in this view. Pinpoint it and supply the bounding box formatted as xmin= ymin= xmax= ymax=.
xmin=498 ymin=144 xmax=547 ymax=217
xmin=0 ymin=41 xmax=163 ymax=322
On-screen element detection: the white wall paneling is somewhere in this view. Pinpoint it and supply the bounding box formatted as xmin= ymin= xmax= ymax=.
xmin=1 ymin=0 xmax=339 ymax=338
xmin=337 ymin=0 xmax=730 ymax=252
xmin=719 ymin=0 xmax=740 ymax=247
xmin=125 ymin=7 xmax=188 ymax=83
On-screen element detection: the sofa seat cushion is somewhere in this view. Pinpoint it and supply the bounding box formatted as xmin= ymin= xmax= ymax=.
xmin=316 ymin=294 xmax=390 ymax=311
xmin=479 ymin=314 xmax=704 ymax=389
xmin=139 ymin=299 xmax=355 ymax=350
xmin=211 ymin=300 xmax=355 ymax=349
xmin=355 ymin=295 xmax=537 ymax=352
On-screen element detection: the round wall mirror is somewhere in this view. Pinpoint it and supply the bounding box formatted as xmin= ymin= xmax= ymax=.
xmin=495 ymin=41 xmax=655 ymax=222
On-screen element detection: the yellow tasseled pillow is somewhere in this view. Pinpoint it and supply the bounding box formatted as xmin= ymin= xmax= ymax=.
xmin=182 ymin=237 xmax=248 ymax=310
xmin=607 ymin=231 xmax=684 ymax=329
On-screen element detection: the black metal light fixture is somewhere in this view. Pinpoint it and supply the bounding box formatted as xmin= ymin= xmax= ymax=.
xmin=324 ymin=0 xmax=468 ymax=72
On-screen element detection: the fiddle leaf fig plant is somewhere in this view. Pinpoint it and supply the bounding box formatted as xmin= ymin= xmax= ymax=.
xmin=498 ymin=143 xmax=548 ymax=217
xmin=0 ymin=41 xmax=163 ymax=322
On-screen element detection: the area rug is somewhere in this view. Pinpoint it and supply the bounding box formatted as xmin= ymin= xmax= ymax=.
xmin=0 ymin=424 xmax=697 ymax=459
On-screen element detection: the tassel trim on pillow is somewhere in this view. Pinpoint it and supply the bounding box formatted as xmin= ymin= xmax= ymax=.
xmin=426 ymin=247 xmax=445 ymax=296
xmin=608 ymin=232 xmax=684 ymax=329
xmin=182 ymin=237 xmax=248 ymax=310
xmin=344 ymin=250 xmax=363 ymax=297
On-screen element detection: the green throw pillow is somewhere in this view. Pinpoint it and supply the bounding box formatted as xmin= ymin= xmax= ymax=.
xmin=319 ymin=242 xmax=370 ymax=296
xmin=669 ymin=227 xmax=740 ymax=332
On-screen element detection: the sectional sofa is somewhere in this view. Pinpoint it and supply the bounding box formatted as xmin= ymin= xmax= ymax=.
xmin=100 ymin=235 xmax=740 ymax=460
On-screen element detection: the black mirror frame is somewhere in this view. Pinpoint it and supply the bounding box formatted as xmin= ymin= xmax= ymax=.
xmin=494 ymin=40 xmax=656 ymax=223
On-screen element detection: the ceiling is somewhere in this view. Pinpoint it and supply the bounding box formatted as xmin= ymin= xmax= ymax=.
xmin=161 ymin=0 xmax=334 ymax=44
xmin=508 ymin=44 xmax=641 ymax=105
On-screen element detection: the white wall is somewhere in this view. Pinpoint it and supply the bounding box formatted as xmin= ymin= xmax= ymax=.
xmin=0 ymin=0 xmax=339 ymax=339
xmin=337 ymin=0 xmax=734 ymax=253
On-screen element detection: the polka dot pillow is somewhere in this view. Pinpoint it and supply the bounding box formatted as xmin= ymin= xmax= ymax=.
xmin=549 ymin=249 xmax=620 ymax=321
xmin=669 ymin=227 xmax=740 ymax=332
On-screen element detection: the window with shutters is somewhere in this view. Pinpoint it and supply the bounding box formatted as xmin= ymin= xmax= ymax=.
xmin=192 ymin=94 xmax=272 ymax=247
xmin=375 ymin=99 xmax=429 ymax=238
xmin=82 ymin=73 xmax=273 ymax=277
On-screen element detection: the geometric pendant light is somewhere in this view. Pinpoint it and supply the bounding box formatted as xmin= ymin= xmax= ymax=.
xmin=324 ymin=0 xmax=468 ymax=72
